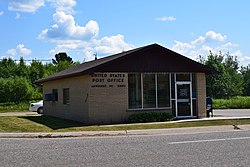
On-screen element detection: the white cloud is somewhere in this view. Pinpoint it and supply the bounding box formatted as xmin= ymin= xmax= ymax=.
xmin=94 ymin=34 xmax=133 ymax=54
xmin=156 ymin=16 xmax=176 ymax=21
xmin=39 ymin=5 xmax=133 ymax=61
xmin=8 ymin=0 xmax=45 ymax=13
xmin=205 ymin=31 xmax=227 ymax=41
xmin=7 ymin=44 xmax=32 ymax=56
xmin=7 ymin=0 xmax=76 ymax=14
xmin=171 ymin=31 xmax=247 ymax=65
xmin=0 ymin=11 xmax=3 ymax=16
xmin=39 ymin=11 xmax=99 ymax=40
xmin=230 ymin=50 xmax=250 ymax=66
xmin=49 ymin=34 xmax=133 ymax=61
xmin=47 ymin=0 xmax=76 ymax=14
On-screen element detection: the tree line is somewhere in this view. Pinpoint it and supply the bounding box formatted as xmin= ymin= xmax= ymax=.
xmin=0 ymin=51 xmax=250 ymax=103
xmin=201 ymin=51 xmax=250 ymax=99
xmin=0 ymin=53 xmax=78 ymax=103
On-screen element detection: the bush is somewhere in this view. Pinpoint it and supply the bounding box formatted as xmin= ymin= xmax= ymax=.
xmin=128 ymin=112 xmax=173 ymax=123
xmin=213 ymin=96 xmax=250 ymax=109
xmin=0 ymin=102 xmax=30 ymax=111
xmin=0 ymin=77 xmax=34 ymax=103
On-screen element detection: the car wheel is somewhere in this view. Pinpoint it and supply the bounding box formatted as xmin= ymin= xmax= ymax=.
xmin=37 ymin=107 xmax=43 ymax=114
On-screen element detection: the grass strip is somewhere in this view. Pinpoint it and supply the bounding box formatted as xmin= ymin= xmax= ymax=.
xmin=1 ymin=116 xmax=250 ymax=133
xmin=0 ymin=102 xmax=30 ymax=113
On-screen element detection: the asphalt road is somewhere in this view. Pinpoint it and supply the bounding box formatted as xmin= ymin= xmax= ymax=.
xmin=1 ymin=130 xmax=250 ymax=167
xmin=214 ymin=109 xmax=250 ymax=117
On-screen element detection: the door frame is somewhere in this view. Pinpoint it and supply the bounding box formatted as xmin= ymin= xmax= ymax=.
xmin=175 ymin=81 xmax=193 ymax=118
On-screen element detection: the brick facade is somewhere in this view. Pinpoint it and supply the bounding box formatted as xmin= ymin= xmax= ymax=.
xmin=196 ymin=73 xmax=207 ymax=117
xmin=43 ymin=75 xmax=90 ymax=123
xmin=88 ymin=73 xmax=128 ymax=124
xmin=43 ymin=72 xmax=207 ymax=124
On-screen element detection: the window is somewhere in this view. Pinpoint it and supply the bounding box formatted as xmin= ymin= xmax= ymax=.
xmin=63 ymin=88 xmax=70 ymax=104
xmin=128 ymin=74 xmax=142 ymax=108
xmin=143 ymin=74 xmax=156 ymax=108
xmin=45 ymin=93 xmax=53 ymax=101
xmin=157 ymin=74 xmax=170 ymax=107
xmin=128 ymin=73 xmax=170 ymax=109
xmin=52 ymin=89 xmax=58 ymax=101
xmin=176 ymin=73 xmax=190 ymax=81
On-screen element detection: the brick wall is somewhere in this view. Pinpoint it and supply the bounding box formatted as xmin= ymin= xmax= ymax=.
xmin=43 ymin=75 xmax=90 ymax=123
xmin=196 ymin=73 xmax=206 ymax=117
xmin=88 ymin=73 xmax=128 ymax=124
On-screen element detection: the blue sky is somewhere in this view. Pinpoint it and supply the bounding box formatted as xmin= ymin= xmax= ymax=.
xmin=0 ymin=0 xmax=249 ymax=66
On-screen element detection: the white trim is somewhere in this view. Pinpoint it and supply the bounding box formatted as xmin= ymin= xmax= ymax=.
xmin=175 ymin=74 xmax=193 ymax=118
xmin=141 ymin=73 xmax=144 ymax=109
xmin=169 ymin=74 xmax=172 ymax=108
xmin=175 ymin=74 xmax=178 ymax=117
xmin=189 ymin=73 xmax=193 ymax=117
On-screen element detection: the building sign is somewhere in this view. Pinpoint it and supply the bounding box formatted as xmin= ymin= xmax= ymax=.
xmin=91 ymin=73 xmax=126 ymax=88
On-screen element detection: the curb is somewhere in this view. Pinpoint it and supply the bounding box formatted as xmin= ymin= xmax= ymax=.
xmin=0 ymin=131 xmax=129 ymax=138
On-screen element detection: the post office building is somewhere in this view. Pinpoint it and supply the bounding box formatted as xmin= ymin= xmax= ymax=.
xmin=36 ymin=44 xmax=216 ymax=124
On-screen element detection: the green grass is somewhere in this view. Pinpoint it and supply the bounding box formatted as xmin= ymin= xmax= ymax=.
xmin=1 ymin=115 xmax=250 ymax=133
xmin=0 ymin=101 xmax=33 ymax=113
xmin=213 ymin=96 xmax=250 ymax=109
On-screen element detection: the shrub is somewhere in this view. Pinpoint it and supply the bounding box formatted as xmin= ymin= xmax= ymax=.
xmin=0 ymin=77 xmax=34 ymax=103
xmin=128 ymin=112 xmax=173 ymax=123
xmin=213 ymin=96 xmax=250 ymax=109
xmin=0 ymin=102 xmax=30 ymax=111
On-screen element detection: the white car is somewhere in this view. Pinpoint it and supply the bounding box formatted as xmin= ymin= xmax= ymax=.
xmin=29 ymin=100 xmax=43 ymax=114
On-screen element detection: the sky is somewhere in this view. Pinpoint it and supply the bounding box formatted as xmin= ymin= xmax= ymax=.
xmin=0 ymin=0 xmax=250 ymax=66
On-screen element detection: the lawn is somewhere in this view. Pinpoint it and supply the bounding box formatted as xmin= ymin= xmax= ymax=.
xmin=0 ymin=102 xmax=30 ymax=113
xmin=1 ymin=115 xmax=250 ymax=133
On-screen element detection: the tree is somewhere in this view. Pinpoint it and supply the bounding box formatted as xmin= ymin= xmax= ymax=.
xmin=241 ymin=65 xmax=250 ymax=96
xmin=52 ymin=52 xmax=73 ymax=65
xmin=15 ymin=57 xmax=29 ymax=78
xmin=56 ymin=61 xmax=74 ymax=72
xmin=0 ymin=58 xmax=16 ymax=78
xmin=0 ymin=77 xmax=33 ymax=103
xmin=29 ymin=60 xmax=45 ymax=85
xmin=203 ymin=51 xmax=243 ymax=99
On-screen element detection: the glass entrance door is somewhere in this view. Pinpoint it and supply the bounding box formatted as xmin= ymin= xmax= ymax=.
xmin=176 ymin=83 xmax=192 ymax=117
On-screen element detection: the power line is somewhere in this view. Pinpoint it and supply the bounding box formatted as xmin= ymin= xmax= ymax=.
xmin=0 ymin=59 xmax=52 ymax=62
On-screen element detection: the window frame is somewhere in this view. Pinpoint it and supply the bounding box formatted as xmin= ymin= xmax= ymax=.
xmin=63 ymin=88 xmax=70 ymax=105
xmin=52 ymin=89 xmax=58 ymax=101
xmin=128 ymin=73 xmax=171 ymax=110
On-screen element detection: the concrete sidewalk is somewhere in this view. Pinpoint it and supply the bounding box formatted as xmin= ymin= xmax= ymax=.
xmin=1 ymin=119 xmax=250 ymax=138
